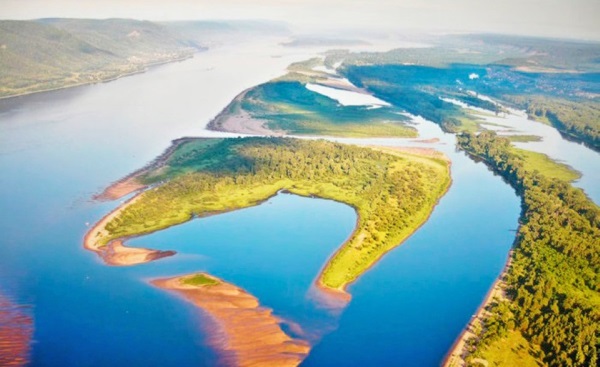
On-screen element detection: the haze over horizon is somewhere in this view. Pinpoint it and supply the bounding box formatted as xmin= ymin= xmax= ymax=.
xmin=1 ymin=0 xmax=599 ymax=41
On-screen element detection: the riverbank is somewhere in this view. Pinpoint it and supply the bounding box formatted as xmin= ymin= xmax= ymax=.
xmin=442 ymin=252 xmax=513 ymax=367
xmin=152 ymin=273 xmax=310 ymax=366
xmin=95 ymin=137 xmax=201 ymax=201
xmin=83 ymin=194 xmax=175 ymax=265
xmin=0 ymin=54 xmax=194 ymax=101
xmin=207 ymin=89 xmax=285 ymax=136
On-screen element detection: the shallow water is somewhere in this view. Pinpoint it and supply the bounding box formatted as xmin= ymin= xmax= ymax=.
xmin=0 ymin=39 xmax=568 ymax=366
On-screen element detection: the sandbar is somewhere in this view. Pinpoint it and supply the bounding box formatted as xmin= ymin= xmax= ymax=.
xmin=84 ymin=194 xmax=175 ymax=266
xmin=152 ymin=273 xmax=310 ymax=367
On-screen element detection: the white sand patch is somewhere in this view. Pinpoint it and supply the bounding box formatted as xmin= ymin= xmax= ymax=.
xmin=306 ymin=83 xmax=390 ymax=107
xmin=312 ymin=65 xmax=337 ymax=74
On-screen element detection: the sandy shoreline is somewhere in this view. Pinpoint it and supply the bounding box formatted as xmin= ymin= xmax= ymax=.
xmin=83 ymin=194 xmax=175 ymax=266
xmin=441 ymin=251 xmax=513 ymax=367
xmin=152 ymin=273 xmax=310 ymax=367
xmin=94 ymin=137 xmax=200 ymax=201
xmin=0 ymin=293 xmax=33 ymax=367
xmin=206 ymin=90 xmax=285 ymax=137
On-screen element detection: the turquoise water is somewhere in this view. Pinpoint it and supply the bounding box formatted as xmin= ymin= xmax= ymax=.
xmin=0 ymin=50 xmax=569 ymax=366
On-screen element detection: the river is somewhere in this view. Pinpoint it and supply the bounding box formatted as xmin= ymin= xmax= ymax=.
xmin=0 ymin=38 xmax=595 ymax=366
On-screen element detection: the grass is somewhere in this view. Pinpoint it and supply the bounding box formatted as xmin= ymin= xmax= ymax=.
xmin=506 ymin=135 xmax=542 ymax=143
xmin=180 ymin=273 xmax=220 ymax=287
xmin=469 ymin=331 xmax=542 ymax=367
xmin=97 ymin=137 xmax=450 ymax=291
xmin=213 ymin=76 xmax=417 ymax=138
xmin=510 ymin=148 xmax=580 ymax=182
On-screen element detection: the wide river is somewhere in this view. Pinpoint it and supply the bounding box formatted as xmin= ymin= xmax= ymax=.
xmin=0 ymin=39 xmax=596 ymax=366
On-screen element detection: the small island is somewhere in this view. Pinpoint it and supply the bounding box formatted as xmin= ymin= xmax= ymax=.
xmin=152 ymin=273 xmax=310 ymax=366
xmin=85 ymin=137 xmax=451 ymax=295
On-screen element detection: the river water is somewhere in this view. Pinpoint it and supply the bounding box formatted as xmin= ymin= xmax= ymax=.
xmin=0 ymin=38 xmax=596 ymax=366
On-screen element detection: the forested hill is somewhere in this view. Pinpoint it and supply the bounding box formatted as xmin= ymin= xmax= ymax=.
xmin=0 ymin=19 xmax=290 ymax=98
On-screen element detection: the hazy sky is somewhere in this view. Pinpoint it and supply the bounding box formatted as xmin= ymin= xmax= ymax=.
xmin=1 ymin=0 xmax=599 ymax=41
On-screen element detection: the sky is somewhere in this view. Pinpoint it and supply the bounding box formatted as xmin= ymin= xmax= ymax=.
xmin=1 ymin=0 xmax=599 ymax=41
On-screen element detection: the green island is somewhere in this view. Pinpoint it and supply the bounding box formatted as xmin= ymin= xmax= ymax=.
xmin=208 ymin=58 xmax=417 ymax=138
xmin=179 ymin=273 xmax=221 ymax=287
xmin=455 ymin=131 xmax=599 ymax=367
xmin=95 ymin=137 xmax=450 ymax=292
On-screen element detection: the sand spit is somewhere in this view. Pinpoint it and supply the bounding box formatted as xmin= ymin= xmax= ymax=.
xmin=84 ymin=194 xmax=175 ymax=266
xmin=96 ymin=239 xmax=175 ymax=266
xmin=95 ymin=137 xmax=200 ymax=201
xmin=152 ymin=273 xmax=310 ymax=367
xmin=207 ymin=91 xmax=285 ymax=137
xmin=0 ymin=294 xmax=33 ymax=367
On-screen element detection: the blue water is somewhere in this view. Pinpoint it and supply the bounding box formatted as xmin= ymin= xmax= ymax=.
xmin=6 ymin=47 xmax=596 ymax=366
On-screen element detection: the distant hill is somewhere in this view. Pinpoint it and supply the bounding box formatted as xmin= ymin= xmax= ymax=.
xmin=0 ymin=18 xmax=290 ymax=98
xmin=0 ymin=19 xmax=195 ymax=97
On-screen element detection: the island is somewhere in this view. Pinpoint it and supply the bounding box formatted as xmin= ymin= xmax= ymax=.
xmin=207 ymin=58 xmax=417 ymax=138
xmin=152 ymin=273 xmax=310 ymax=366
xmin=85 ymin=137 xmax=451 ymax=296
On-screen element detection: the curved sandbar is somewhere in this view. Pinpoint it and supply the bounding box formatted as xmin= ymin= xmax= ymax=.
xmin=0 ymin=293 xmax=33 ymax=367
xmin=85 ymin=138 xmax=451 ymax=294
xmin=152 ymin=273 xmax=310 ymax=367
xmin=84 ymin=195 xmax=175 ymax=266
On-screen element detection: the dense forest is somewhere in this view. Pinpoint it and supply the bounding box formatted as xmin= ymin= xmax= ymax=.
xmin=99 ymin=137 xmax=450 ymax=291
xmin=457 ymin=131 xmax=600 ymax=367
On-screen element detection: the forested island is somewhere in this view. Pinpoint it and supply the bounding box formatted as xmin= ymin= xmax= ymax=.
xmin=85 ymin=137 xmax=450 ymax=294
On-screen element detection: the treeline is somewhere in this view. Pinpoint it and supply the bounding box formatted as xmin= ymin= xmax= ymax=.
xmin=457 ymin=131 xmax=600 ymax=367
xmin=102 ymin=137 xmax=450 ymax=289
xmin=523 ymin=97 xmax=600 ymax=152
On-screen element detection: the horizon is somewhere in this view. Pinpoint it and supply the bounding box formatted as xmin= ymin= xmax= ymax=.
xmin=1 ymin=0 xmax=599 ymax=42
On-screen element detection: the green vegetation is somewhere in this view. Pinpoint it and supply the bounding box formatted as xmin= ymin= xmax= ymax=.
xmin=341 ymin=64 xmax=497 ymax=133
xmin=335 ymin=36 xmax=599 ymax=144
xmin=468 ymin=330 xmax=542 ymax=367
xmin=100 ymin=137 xmax=450 ymax=290
xmin=212 ymin=78 xmax=417 ymax=138
xmin=180 ymin=273 xmax=220 ymax=287
xmin=518 ymin=96 xmax=600 ymax=152
xmin=0 ymin=19 xmax=195 ymax=97
xmin=506 ymin=135 xmax=542 ymax=143
xmin=0 ymin=19 xmax=290 ymax=98
xmin=457 ymin=131 xmax=600 ymax=367
xmin=511 ymin=148 xmax=580 ymax=182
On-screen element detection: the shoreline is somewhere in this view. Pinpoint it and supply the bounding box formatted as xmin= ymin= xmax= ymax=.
xmin=0 ymin=54 xmax=194 ymax=101
xmin=441 ymin=250 xmax=514 ymax=367
xmin=315 ymin=145 xmax=452 ymax=294
xmin=152 ymin=273 xmax=310 ymax=367
xmin=206 ymin=88 xmax=286 ymax=137
xmin=83 ymin=194 xmax=176 ymax=266
xmin=94 ymin=137 xmax=202 ymax=201
xmin=87 ymin=139 xmax=452 ymax=300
